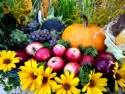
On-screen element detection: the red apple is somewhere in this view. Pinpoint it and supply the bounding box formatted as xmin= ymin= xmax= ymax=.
xmin=63 ymin=62 xmax=80 ymax=76
xmin=65 ymin=47 xmax=81 ymax=62
xmin=79 ymin=55 xmax=95 ymax=66
xmin=25 ymin=42 xmax=43 ymax=57
xmin=98 ymin=52 xmax=115 ymax=62
xmin=35 ymin=48 xmax=52 ymax=62
xmin=52 ymin=44 xmax=66 ymax=57
xmin=93 ymin=57 xmax=114 ymax=77
xmin=47 ymin=56 xmax=65 ymax=72
xmin=15 ymin=50 xmax=28 ymax=63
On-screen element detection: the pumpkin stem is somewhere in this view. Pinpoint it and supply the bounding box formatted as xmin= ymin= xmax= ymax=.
xmin=80 ymin=14 xmax=88 ymax=28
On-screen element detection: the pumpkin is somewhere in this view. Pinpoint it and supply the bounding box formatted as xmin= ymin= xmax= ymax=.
xmin=62 ymin=14 xmax=106 ymax=52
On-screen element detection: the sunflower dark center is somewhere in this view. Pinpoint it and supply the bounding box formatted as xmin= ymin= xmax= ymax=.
xmin=89 ymin=80 xmax=96 ymax=87
xmin=31 ymin=73 xmax=37 ymax=79
xmin=115 ymin=73 xmax=122 ymax=80
xmin=63 ymin=83 xmax=70 ymax=90
xmin=3 ymin=59 xmax=11 ymax=64
xmin=42 ymin=77 xmax=48 ymax=84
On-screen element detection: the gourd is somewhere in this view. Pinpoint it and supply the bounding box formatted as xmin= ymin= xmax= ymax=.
xmin=62 ymin=14 xmax=106 ymax=52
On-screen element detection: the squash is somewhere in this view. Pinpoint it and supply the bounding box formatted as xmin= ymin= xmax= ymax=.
xmin=62 ymin=14 xmax=106 ymax=52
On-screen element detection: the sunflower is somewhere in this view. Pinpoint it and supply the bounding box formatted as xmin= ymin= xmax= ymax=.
xmin=34 ymin=67 xmax=57 ymax=94
xmin=112 ymin=62 xmax=125 ymax=92
xmin=82 ymin=71 xmax=108 ymax=94
xmin=54 ymin=71 xmax=81 ymax=94
xmin=0 ymin=50 xmax=19 ymax=72
xmin=18 ymin=60 xmax=42 ymax=92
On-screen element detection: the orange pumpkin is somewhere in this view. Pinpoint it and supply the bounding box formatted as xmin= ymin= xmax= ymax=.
xmin=62 ymin=14 xmax=106 ymax=52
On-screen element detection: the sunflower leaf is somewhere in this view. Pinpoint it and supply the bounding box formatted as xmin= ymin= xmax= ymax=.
xmin=78 ymin=64 xmax=92 ymax=86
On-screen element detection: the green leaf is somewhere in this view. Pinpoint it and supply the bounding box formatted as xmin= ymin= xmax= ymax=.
xmin=37 ymin=62 xmax=46 ymax=68
xmin=78 ymin=64 xmax=92 ymax=86
xmin=0 ymin=13 xmax=4 ymax=19
xmin=0 ymin=7 xmax=3 ymax=13
xmin=78 ymin=45 xmax=98 ymax=57
xmin=43 ymin=42 xmax=52 ymax=49
xmin=56 ymin=39 xmax=70 ymax=48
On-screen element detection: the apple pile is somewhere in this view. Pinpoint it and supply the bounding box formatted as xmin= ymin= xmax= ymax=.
xmin=15 ymin=41 xmax=116 ymax=77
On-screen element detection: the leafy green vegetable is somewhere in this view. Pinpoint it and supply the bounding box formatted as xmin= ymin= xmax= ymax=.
xmin=56 ymin=39 xmax=70 ymax=49
xmin=37 ymin=62 xmax=46 ymax=68
xmin=78 ymin=45 xmax=98 ymax=57
xmin=78 ymin=64 xmax=92 ymax=86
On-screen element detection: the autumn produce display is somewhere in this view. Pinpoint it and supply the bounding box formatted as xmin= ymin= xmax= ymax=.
xmin=0 ymin=0 xmax=125 ymax=94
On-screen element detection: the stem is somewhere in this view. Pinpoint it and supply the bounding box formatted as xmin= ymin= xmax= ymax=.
xmin=80 ymin=14 xmax=88 ymax=28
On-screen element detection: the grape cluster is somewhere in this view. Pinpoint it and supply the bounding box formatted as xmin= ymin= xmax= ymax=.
xmin=29 ymin=29 xmax=62 ymax=46
xmin=29 ymin=29 xmax=51 ymax=42
xmin=17 ymin=20 xmax=40 ymax=33
xmin=49 ymin=35 xmax=61 ymax=46
xmin=9 ymin=29 xmax=30 ymax=50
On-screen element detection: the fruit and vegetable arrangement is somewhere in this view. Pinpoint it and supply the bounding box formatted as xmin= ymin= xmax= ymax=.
xmin=0 ymin=0 xmax=125 ymax=94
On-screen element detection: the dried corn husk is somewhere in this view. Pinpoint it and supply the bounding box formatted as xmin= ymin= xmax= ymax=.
xmin=115 ymin=29 xmax=125 ymax=45
xmin=40 ymin=0 xmax=49 ymax=18
xmin=24 ymin=0 xmax=32 ymax=11
xmin=104 ymin=21 xmax=125 ymax=61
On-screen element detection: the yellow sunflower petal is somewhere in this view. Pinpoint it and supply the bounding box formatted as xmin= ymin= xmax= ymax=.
xmin=10 ymin=51 xmax=16 ymax=59
xmin=96 ymin=85 xmax=107 ymax=92
xmin=56 ymin=88 xmax=64 ymax=94
xmin=117 ymin=80 xmax=125 ymax=88
xmin=1 ymin=50 xmax=7 ymax=58
xmin=70 ymin=86 xmax=81 ymax=94
xmin=31 ymin=61 xmax=37 ymax=69
xmin=49 ymin=80 xmax=57 ymax=90
xmin=67 ymin=90 xmax=72 ymax=94
xmin=21 ymin=81 xmax=32 ymax=90
xmin=36 ymin=75 xmax=42 ymax=85
xmin=55 ymin=77 xmax=65 ymax=84
xmin=45 ymin=67 xmax=52 ymax=76
xmin=11 ymin=58 xmax=20 ymax=63
xmin=69 ymin=72 xmax=74 ymax=83
xmin=60 ymin=74 xmax=66 ymax=82
xmin=3 ymin=66 xmax=8 ymax=72
xmin=37 ymin=85 xmax=45 ymax=94
xmin=92 ymin=73 xmax=102 ymax=80
xmin=87 ymin=87 xmax=92 ymax=94
xmin=0 ymin=64 xmax=6 ymax=70
xmin=92 ymin=87 xmax=103 ymax=94
xmin=115 ymin=80 xmax=119 ymax=92
xmin=70 ymin=77 xmax=80 ymax=86
xmin=54 ymin=84 xmax=63 ymax=90
xmin=7 ymin=64 xmax=12 ymax=71
xmin=95 ymin=78 xmax=107 ymax=86
xmin=82 ymin=83 xmax=90 ymax=92
xmin=11 ymin=63 xmax=16 ymax=68
xmin=45 ymin=83 xmax=51 ymax=94
xmin=6 ymin=50 xmax=12 ymax=58
xmin=62 ymin=89 xmax=66 ymax=94
xmin=29 ymin=81 xmax=36 ymax=91
xmin=65 ymin=71 xmax=70 ymax=83
xmin=49 ymin=73 xmax=57 ymax=79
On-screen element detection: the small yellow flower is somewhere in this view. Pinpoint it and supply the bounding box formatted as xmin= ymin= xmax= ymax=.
xmin=112 ymin=62 xmax=125 ymax=92
xmin=0 ymin=50 xmax=19 ymax=72
xmin=54 ymin=71 xmax=81 ymax=94
xmin=18 ymin=60 xmax=42 ymax=92
xmin=34 ymin=67 xmax=57 ymax=94
xmin=82 ymin=71 xmax=108 ymax=94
